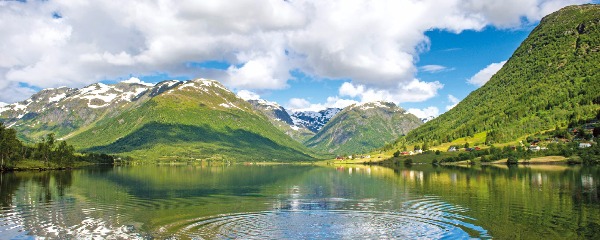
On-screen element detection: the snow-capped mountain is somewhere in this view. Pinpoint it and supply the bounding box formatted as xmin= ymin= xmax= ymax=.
xmin=0 ymin=80 xmax=160 ymax=140
xmin=246 ymin=99 xmax=316 ymax=142
xmin=0 ymin=78 xmax=251 ymax=142
xmin=247 ymin=99 xmax=294 ymax=125
xmin=0 ymin=78 xmax=315 ymax=160
xmin=290 ymin=108 xmax=341 ymax=133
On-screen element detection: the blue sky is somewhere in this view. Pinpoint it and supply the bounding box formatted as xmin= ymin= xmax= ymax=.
xmin=0 ymin=0 xmax=596 ymax=117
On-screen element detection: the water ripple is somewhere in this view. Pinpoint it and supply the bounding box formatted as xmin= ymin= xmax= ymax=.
xmin=157 ymin=197 xmax=491 ymax=239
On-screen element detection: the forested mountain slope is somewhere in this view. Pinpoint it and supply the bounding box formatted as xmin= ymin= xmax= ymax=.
xmin=405 ymin=4 xmax=600 ymax=145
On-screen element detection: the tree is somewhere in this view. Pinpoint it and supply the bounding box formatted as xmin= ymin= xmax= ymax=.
xmin=507 ymin=155 xmax=518 ymax=165
xmin=593 ymin=127 xmax=600 ymax=138
xmin=414 ymin=145 xmax=421 ymax=151
xmin=422 ymin=142 xmax=429 ymax=151
xmin=393 ymin=150 xmax=400 ymax=157
xmin=36 ymin=133 xmax=56 ymax=166
xmin=54 ymin=141 xmax=75 ymax=167
xmin=0 ymin=123 xmax=23 ymax=169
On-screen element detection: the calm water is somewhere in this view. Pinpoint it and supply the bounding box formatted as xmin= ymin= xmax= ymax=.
xmin=0 ymin=164 xmax=599 ymax=239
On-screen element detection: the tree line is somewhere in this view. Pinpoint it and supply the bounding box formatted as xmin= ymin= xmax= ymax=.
xmin=0 ymin=123 xmax=114 ymax=170
xmin=436 ymin=142 xmax=600 ymax=165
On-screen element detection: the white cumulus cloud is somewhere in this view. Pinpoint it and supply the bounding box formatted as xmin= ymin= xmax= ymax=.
xmin=286 ymin=96 xmax=358 ymax=112
xmin=407 ymin=106 xmax=440 ymax=119
xmin=467 ymin=60 xmax=507 ymax=86
xmin=236 ymin=90 xmax=262 ymax=101
xmin=0 ymin=0 xmax=589 ymax=103
xmin=339 ymin=80 xmax=444 ymax=103
xmin=446 ymin=94 xmax=461 ymax=110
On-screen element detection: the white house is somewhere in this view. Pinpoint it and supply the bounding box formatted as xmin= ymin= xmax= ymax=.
xmin=529 ymin=146 xmax=541 ymax=151
xmin=579 ymin=143 xmax=592 ymax=148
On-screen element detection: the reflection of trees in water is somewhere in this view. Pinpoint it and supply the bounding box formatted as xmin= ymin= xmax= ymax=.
xmin=0 ymin=170 xmax=76 ymax=238
xmin=382 ymin=164 xmax=600 ymax=239
xmin=0 ymin=170 xmax=74 ymax=206
xmin=31 ymin=171 xmax=73 ymax=203
xmin=0 ymin=173 xmax=22 ymax=207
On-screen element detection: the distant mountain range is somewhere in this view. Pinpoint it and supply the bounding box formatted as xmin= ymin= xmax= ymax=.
xmin=0 ymin=79 xmax=317 ymax=161
xmin=247 ymin=99 xmax=316 ymax=143
xmin=0 ymin=77 xmax=423 ymax=160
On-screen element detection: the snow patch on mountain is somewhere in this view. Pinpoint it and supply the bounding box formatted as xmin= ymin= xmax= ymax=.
xmin=178 ymin=79 xmax=230 ymax=94
xmin=162 ymin=80 xmax=180 ymax=88
xmin=12 ymin=101 xmax=31 ymax=112
xmin=219 ymin=103 xmax=233 ymax=108
xmin=255 ymin=99 xmax=281 ymax=110
xmin=356 ymin=101 xmax=390 ymax=110
xmin=119 ymin=88 xmax=148 ymax=102
xmin=48 ymin=93 xmax=67 ymax=103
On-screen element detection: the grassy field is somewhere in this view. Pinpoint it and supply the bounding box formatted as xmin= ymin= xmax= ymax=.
xmin=8 ymin=159 xmax=96 ymax=171
xmin=489 ymin=156 xmax=567 ymax=164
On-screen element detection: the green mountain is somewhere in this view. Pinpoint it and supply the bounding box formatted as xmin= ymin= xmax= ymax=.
xmin=1 ymin=79 xmax=315 ymax=161
xmin=305 ymin=101 xmax=422 ymax=155
xmin=405 ymin=4 xmax=600 ymax=145
xmin=70 ymin=79 xmax=315 ymax=161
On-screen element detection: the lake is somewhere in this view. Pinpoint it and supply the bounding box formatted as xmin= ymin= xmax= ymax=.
xmin=0 ymin=164 xmax=599 ymax=239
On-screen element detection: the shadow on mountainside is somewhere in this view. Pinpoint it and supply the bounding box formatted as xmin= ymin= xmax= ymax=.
xmin=85 ymin=122 xmax=313 ymax=161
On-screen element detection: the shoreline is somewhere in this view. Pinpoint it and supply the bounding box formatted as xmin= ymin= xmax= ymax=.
xmin=1 ymin=162 xmax=106 ymax=172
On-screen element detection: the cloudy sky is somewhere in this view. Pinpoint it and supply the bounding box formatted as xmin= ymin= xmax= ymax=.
xmin=0 ymin=0 xmax=596 ymax=117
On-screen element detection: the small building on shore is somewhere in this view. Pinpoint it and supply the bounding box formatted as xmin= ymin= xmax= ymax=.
xmin=579 ymin=142 xmax=592 ymax=148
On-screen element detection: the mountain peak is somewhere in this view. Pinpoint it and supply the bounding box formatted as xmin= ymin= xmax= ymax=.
xmin=346 ymin=101 xmax=406 ymax=114
xmin=306 ymin=101 xmax=421 ymax=154
xmin=352 ymin=101 xmax=396 ymax=110
xmin=176 ymin=79 xmax=230 ymax=93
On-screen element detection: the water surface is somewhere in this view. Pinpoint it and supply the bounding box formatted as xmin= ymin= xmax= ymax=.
xmin=0 ymin=164 xmax=598 ymax=239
